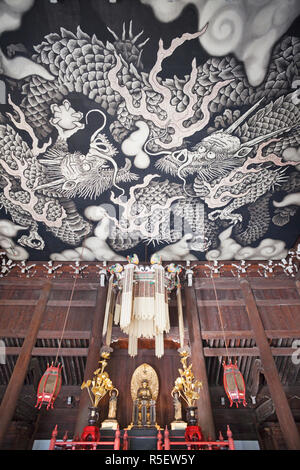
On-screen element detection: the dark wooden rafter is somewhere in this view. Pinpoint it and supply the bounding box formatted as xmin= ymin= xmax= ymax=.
xmin=2 ymin=344 xmax=298 ymax=358
xmin=0 ymin=281 xmax=52 ymax=447
xmin=240 ymin=279 xmax=300 ymax=450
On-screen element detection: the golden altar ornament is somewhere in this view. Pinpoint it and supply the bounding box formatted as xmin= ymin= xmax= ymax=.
xmin=81 ymin=352 xmax=118 ymax=408
xmin=172 ymin=350 xmax=203 ymax=408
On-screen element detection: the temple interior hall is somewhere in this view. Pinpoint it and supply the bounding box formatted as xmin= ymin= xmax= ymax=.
xmin=0 ymin=0 xmax=300 ymax=452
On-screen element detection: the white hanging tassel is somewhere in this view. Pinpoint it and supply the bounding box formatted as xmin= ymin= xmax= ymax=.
xmin=165 ymin=290 xmax=170 ymax=333
xmin=154 ymin=265 xmax=165 ymax=332
xmin=155 ymin=332 xmax=164 ymax=358
xmin=133 ymin=279 xmax=155 ymax=320
xmin=128 ymin=333 xmax=138 ymax=357
xmin=102 ymin=274 xmax=114 ymax=336
xmin=114 ymin=289 xmax=121 ymax=325
xmin=106 ymin=309 xmax=114 ymax=347
xmin=120 ymin=264 xmax=134 ymax=329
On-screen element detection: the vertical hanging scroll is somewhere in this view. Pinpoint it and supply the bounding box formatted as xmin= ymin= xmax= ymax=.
xmin=114 ymin=289 xmax=122 ymax=325
xmin=176 ymin=281 xmax=184 ymax=349
xmin=102 ymin=273 xmax=114 ymax=337
xmin=120 ymin=263 xmax=135 ymax=329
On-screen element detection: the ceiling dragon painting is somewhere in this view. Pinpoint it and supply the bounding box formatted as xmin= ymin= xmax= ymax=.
xmin=0 ymin=0 xmax=299 ymax=262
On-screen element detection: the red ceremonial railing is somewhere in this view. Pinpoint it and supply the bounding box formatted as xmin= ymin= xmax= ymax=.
xmin=49 ymin=425 xmax=234 ymax=451
xmin=162 ymin=425 xmax=235 ymax=450
xmin=49 ymin=425 xmax=121 ymax=450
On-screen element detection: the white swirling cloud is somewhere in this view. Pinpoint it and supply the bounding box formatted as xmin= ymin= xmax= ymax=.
xmin=156 ymin=234 xmax=198 ymax=260
xmin=0 ymin=0 xmax=34 ymax=35
xmin=206 ymin=226 xmax=288 ymax=260
xmin=0 ymin=0 xmax=54 ymax=81
xmin=274 ymin=193 xmax=300 ymax=207
xmin=50 ymin=207 xmax=126 ymax=261
xmin=0 ymin=219 xmax=29 ymax=260
xmin=121 ymin=120 xmax=151 ymax=169
xmin=282 ymin=147 xmax=300 ymax=171
xmin=140 ymin=0 xmax=300 ymax=86
xmin=273 ymin=147 xmax=300 ymax=207
xmin=50 ymin=205 xmax=198 ymax=261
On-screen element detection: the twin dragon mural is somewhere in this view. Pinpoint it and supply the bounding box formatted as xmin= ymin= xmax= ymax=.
xmin=0 ymin=0 xmax=300 ymax=262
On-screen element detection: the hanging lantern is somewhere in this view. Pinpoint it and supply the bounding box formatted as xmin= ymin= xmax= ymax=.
xmin=223 ymin=361 xmax=246 ymax=408
xmin=103 ymin=255 xmax=180 ymax=358
xmin=35 ymin=362 xmax=62 ymax=410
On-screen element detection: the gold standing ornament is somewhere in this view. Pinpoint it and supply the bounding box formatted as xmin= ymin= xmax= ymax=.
xmin=172 ymin=349 xmax=203 ymax=408
xmin=81 ymin=352 xmax=118 ymax=409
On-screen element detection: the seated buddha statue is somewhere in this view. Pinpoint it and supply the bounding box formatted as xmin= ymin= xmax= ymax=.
xmin=137 ymin=380 xmax=152 ymax=402
xmin=133 ymin=379 xmax=156 ymax=426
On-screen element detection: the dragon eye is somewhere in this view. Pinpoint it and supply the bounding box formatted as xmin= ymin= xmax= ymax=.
xmin=207 ymin=151 xmax=215 ymax=159
xmin=82 ymin=163 xmax=91 ymax=171
xmin=94 ymin=139 xmax=110 ymax=153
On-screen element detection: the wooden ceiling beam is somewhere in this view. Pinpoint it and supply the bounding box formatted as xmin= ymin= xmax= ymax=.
xmin=202 ymin=330 xmax=300 ymax=340
xmin=3 ymin=297 xmax=300 ymax=308
xmin=3 ymin=345 xmax=293 ymax=358
xmin=194 ymin=278 xmax=297 ymax=289
xmin=0 ymin=299 xmax=97 ymax=307
xmin=203 ymin=347 xmax=298 ymax=357
xmin=240 ymin=279 xmax=300 ymax=450
xmin=5 ymin=347 xmax=88 ymax=356
xmin=0 ymin=330 xmax=91 ymax=339
xmin=1 ymin=328 xmax=299 ymax=341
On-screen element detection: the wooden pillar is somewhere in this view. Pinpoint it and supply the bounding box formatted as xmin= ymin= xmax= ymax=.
xmin=184 ymin=286 xmax=215 ymax=439
xmin=74 ymin=285 xmax=107 ymax=436
xmin=240 ymin=279 xmax=300 ymax=450
xmin=0 ymin=281 xmax=51 ymax=448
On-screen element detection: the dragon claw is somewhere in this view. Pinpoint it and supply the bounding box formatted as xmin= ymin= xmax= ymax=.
xmin=50 ymin=100 xmax=85 ymax=140
xmin=208 ymin=209 xmax=243 ymax=224
xmin=208 ymin=210 xmax=221 ymax=221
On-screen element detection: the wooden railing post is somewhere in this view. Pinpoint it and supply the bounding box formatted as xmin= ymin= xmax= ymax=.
xmin=123 ymin=430 xmax=128 ymax=450
xmin=114 ymin=425 xmax=120 ymax=450
xmin=157 ymin=429 xmax=163 ymax=450
xmin=227 ymin=425 xmax=235 ymax=450
xmin=164 ymin=425 xmax=170 ymax=450
xmin=49 ymin=425 xmax=58 ymax=450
